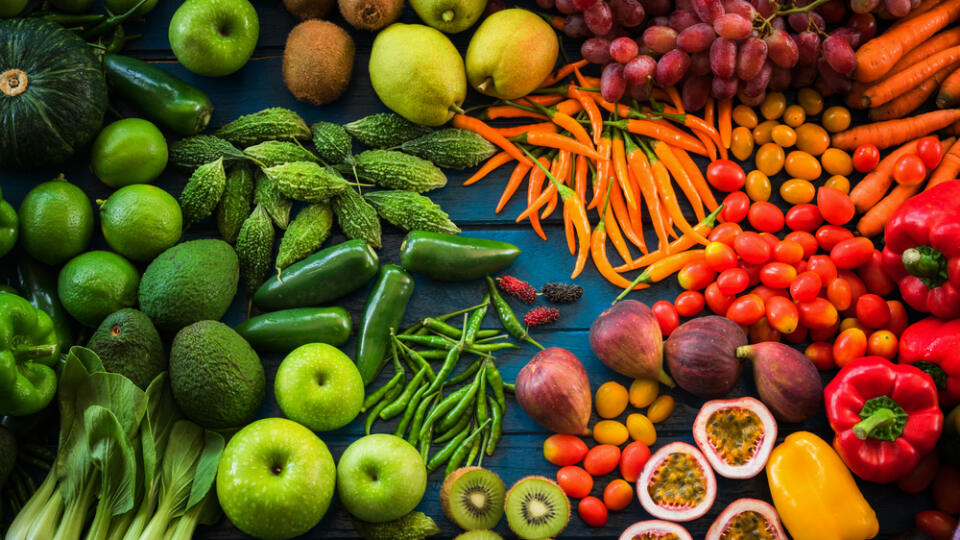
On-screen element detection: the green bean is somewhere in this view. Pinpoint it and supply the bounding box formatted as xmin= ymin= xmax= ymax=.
xmin=419 ymin=423 xmax=434 ymax=461
xmin=394 ymin=384 xmax=429 ymax=438
xmin=424 ymin=317 xmax=468 ymax=395
xmin=426 ymin=424 xmax=472 ymax=473
xmin=436 ymin=368 xmax=483 ymax=432
xmin=503 ymin=382 xmax=515 ymax=393
xmin=408 ymin=391 xmax=440 ymax=447
xmin=361 ymin=369 xmax=404 ymax=412
xmin=464 ymin=295 xmax=490 ymax=346
xmin=485 ymin=360 xmax=507 ymax=411
xmin=381 ymin=367 xmax=428 ymax=420
xmin=419 ymin=384 xmax=471 ymax=442
xmin=365 ymin=384 xmax=402 ymax=435
xmin=437 ymin=419 xmax=490 ymax=474
xmin=486 ymin=275 xmax=543 ymax=350
xmin=446 ymin=356 xmax=484 ymax=385
xmin=485 ymin=395 xmax=503 ymax=456
xmin=433 ymin=411 xmax=470 ymax=444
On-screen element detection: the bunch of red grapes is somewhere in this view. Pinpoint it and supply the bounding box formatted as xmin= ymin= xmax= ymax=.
xmin=543 ymin=0 xmax=919 ymax=109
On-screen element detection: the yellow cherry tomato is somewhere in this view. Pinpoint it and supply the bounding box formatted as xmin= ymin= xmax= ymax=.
xmin=825 ymin=174 xmax=851 ymax=194
xmin=771 ymin=125 xmax=797 ymax=147
xmin=780 ymin=178 xmax=816 ymax=204
xmin=732 ymin=104 xmax=759 ymax=128
xmin=783 ymin=104 xmax=806 ymax=127
xmin=822 ymin=106 xmax=852 ymax=133
xmin=795 ymin=123 xmax=830 ymax=156
xmin=753 ymin=120 xmax=779 ymax=145
xmin=840 ymin=317 xmax=868 ymax=333
xmin=760 ymin=92 xmax=787 ymax=120
xmin=731 ymin=126 xmax=755 ymax=161
xmin=647 ymin=395 xmax=675 ymax=423
xmin=797 ymin=88 xmax=824 ymax=116
xmin=785 ymin=150 xmax=822 ymax=180
xmin=745 ymin=170 xmax=772 ymax=202
xmin=593 ymin=420 xmax=630 ymax=445
xmin=595 ymin=381 xmax=629 ymax=418
xmin=629 ymin=378 xmax=659 ymax=408
xmin=821 ymin=148 xmax=853 ymax=176
xmin=626 ymin=413 xmax=657 ymax=446
xmin=756 ymin=143 xmax=785 ymax=176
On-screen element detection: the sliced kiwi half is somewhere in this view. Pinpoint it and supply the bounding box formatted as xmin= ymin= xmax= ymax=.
xmin=453 ymin=531 xmax=503 ymax=540
xmin=441 ymin=467 xmax=506 ymax=530
xmin=504 ymin=476 xmax=570 ymax=540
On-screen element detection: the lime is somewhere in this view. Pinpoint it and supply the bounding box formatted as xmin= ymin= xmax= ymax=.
xmin=58 ymin=251 xmax=140 ymax=328
xmin=100 ymin=185 xmax=182 ymax=262
xmin=91 ymin=118 xmax=168 ymax=187
xmin=19 ymin=177 xmax=94 ymax=266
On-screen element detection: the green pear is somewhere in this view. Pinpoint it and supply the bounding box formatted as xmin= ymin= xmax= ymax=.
xmin=465 ymin=8 xmax=559 ymax=100
xmin=410 ymin=0 xmax=487 ymax=33
xmin=369 ymin=23 xmax=467 ymax=126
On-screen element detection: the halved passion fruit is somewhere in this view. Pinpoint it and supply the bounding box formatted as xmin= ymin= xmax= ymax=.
xmin=637 ymin=442 xmax=716 ymax=522
xmin=619 ymin=520 xmax=693 ymax=540
xmin=692 ymin=397 xmax=777 ymax=479
xmin=705 ymin=498 xmax=788 ymax=540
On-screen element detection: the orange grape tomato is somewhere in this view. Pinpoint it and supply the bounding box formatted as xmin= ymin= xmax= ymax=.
xmin=726 ymin=293 xmax=766 ymax=325
xmin=720 ymin=191 xmax=750 ymax=223
xmin=705 ymin=241 xmax=739 ymax=271
xmin=753 ymin=119 xmax=780 ymax=145
xmin=821 ymin=148 xmax=853 ymax=176
xmin=766 ymin=295 xmax=800 ymax=334
xmin=705 ymin=282 xmax=735 ymax=315
xmin=732 ymin=104 xmax=759 ymax=128
xmin=583 ymin=445 xmax=621 ymax=476
xmin=771 ymin=124 xmax=798 ymax=147
xmin=709 ymin=222 xmax=743 ymax=246
xmin=867 ymin=329 xmax=898 ymax=359
xmin=677 ymin=262 xmax=716 ymax=291
xmin=744 ymin=170 xmax=771 ymax=201
xmin=815 ymin=224 xmax=854 ymax=252
xmin=557 ymin=466 xmax=594 ymax=498
xmin=756 ymin=143 xmax=786 ymax=176
xmin=785 ymin=150 xmax=822 ymax=180
xmin=773 ymin=240 xmax=805 ymax=264
xmin=796 ymin=123 xmax=830 ymax=155
xmin=619 ymin=441 xmax=652 ymax=482
xmin=822 ymin=106 xmax=851 ymax=132
xmin=759 ymin=262 xmax=797 ymax=289
xmin=790 ymin=271 xmax=823 ymax=303
xmin=833 ymin=327 xmax=868 ymax=368
xmin=797 ymin=88 xmax=824 ymax=115
xmin=805 ymin=341 xmax=836 ymax=370
xmin=816 ymin=186 xmax=855 ymax=226
xmin=675 ymin=290 xmax=705 ymax=317
xmin=780 ymin=178 xmax=817 ymax=204
xmin=748 ymin=201 xmax=785 ymax=233
xmin=603 ymin=479 xmax=634 ymax=511
xmin=798 ymin=297 xmax=839 ymax=330
xmin=760 ymin=92 xmax=787 ymax=120
xmin=784 ymin=230 xmax=818 ymax=258
xmin=734 ymin=231 xmax=772 ymax=264
xmin=826 ymin=277 xmax=853 ymax=311
xmin=855 ymin=293 xmax=891 ymax=328
xmin=731 ymin=127 xmax=755 ymax=161
xmin=825 ymin=174 xmax=851 ymax=194
xmin=783 ymin=104 xmax=806 ymax=127
xmin=578 ymin=496 xmax=608 ymax=527
xmin=784 ymin=203 xmax=824 ymax=232
xmin=807 ymin=254 xmax=839 ymax=284
xmin=647 ymin=395 xmax=675 ymax=423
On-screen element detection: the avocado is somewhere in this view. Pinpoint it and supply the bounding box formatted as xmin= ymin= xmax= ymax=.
xmin=0 ymin=426 xmax=16 ymax=489
xmin=169 ymin=321 xmax=265 ymax=430
xmin=138 ymin=239 xmax=239 ymax=333
xmin=87 ymin=309 xmax=165 ymax=390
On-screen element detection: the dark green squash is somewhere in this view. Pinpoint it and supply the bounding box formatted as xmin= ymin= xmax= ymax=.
xmin=0 ymin=19 xmax=108 ymax=170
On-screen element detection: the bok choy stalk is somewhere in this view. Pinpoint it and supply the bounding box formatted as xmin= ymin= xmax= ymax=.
xmin=164 ymin=489 xmax=221 ymax=540
xmin=83 ymin=405 xmax=138 ymax=540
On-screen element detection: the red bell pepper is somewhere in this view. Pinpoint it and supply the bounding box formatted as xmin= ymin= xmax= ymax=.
xmin=824 ymin=356 xmax=943 ymax=484
xmin=882 ymin=180 xmax=960 ymax=319
xmin=900 ymin=317 xmax=960 ymax=407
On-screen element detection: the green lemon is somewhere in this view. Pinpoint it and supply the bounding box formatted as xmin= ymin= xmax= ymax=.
xmin=91 ymin=118 xmax=169 ymax=187
xmin=100 ymin=185 xmax=182 ymax=262
xmin=58 ymin=251 xmax=140 ymax=328
xmin=19 ymin=177 xmax=94 ymax=266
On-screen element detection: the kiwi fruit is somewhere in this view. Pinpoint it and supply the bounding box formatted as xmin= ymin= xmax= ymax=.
xmin=441 ymin=467 xmax=506 ymax=530
xmin=282 ymin=20 xmax=355 ymax=105
xmin=338 ymin=0 xmax=403 ymax=31
xmin=283 ymin=0 xmax=335 ymax=20
xmin=454 ymin=532 xmax=503 ymax=540
xmin=504 ymin=476 xmax=570 ymax=540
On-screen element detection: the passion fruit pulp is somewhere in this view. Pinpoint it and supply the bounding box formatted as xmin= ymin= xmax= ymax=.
xmin=637 ymin=442 xmax=717 ymax=522
xmin=705 ymin=498 xmax=788 ymax=540
xmin=619 ymin=520 xmax=693 ymax=540
xmin=693 ymin=397 xmax=777 ymax=479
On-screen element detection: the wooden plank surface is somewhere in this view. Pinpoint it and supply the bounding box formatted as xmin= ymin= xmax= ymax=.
xmin=0 ymin=1 xmax=929 ymax=538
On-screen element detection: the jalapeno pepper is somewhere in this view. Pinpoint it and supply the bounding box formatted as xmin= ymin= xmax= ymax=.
xmin=400 ymin=231 xmax=521 ymax=282
xmin=0 ymin=295 xmax=59 ymax=416
xmin=235 ymin=307 xmax=352 ymax=353
xmin=0 ymin=187 xmax=17 ymax=258
xmin=356 ymin=265 xmax=415 ymax=385
xmin=254 ymin=240 xmax=379 ymax=311
xmin=17 ymin=258 xmax=74 ymax=356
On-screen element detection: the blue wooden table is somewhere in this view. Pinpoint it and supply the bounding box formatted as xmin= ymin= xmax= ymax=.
xmin=0 ymin=1 xmax=933 ymax=537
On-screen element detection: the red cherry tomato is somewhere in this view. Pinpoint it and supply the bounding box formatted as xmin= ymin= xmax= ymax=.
xmin=784 ymin=325 xmax=808 ymax=343
xmin=759 ymin=262 xmax=797 ymax=289
xmin=784 ymin=203 xmax=823 ymax=232
xmin=766 ymin=295 xmax=799 ymax=334
xmin=826 ymin=277 xmax=853 ymax=311
xmin=717 ymin=268 xmax=750 ymax=295
xmin=707 ymin=159 xmax=747 ymax=192
xmin=734 ymin=232 xmax=772 ymax=264
xmin=815 ymin=224 xmax=854 ymax=252
xmin=748 ymin=201 xmax=785 ymax=232
xmin=807 ymin=255 xmax=838 ymax=286
xmin=773 ymin=240 xmax=805 ymax=264
xmin=738 ymin=260 xmax=763 ymax=286
xmin=704 ymin=282 xmax=735 ymax=315
xmin=897 ymin=453 xmax=940 ymax=494
xmin=790 ymin=271 xmax=823 ymax=302
xmin=933 ymin=465 xmax=960 ymax=515
xmin=726 ymin=293 xmax=766 ymax=325
xmin=894 ymin=154 xmax=927 ymax=186
xmin=797 ymin=297 xmax=839 ymax=330
xmin=751 ymin=284 xmax=788 ymax=303
xmin=855 ymin=293 xmax=890 ymax=328
xmin=809 ymin=321 xmax=840 ymax=341
xmin=708 ymin=222 xmax=742 ymax=246
xmin=720 ymin=191 xmax=750 ymax=223
xmin=584 ymin=445 xmax=620 ymax=476
xmin=917 ymin=136 xmax=944 ymax=170
xmin=619 ymin=441 xmax=651 ymax=482
xmin=579 ymin=496 xmax=609 ymax=527
xmin=557 ymin=466 xmax=593 ymax=498
xmin=675 ymin=290 xmax=705 ymax=317
xmin=857 ymin=250 xmax=894 ymax=295
xmin=885 ymin=300 xmax=909 ymax=336
xmin=816 ymin=186 xmax=856 ymax=226
xmin=833 ymin=327 xmax=867 ymax=368
xmin=652 ymin=300 xmax=680 ymax=336
xmin=805 ymin=341 xmax=835 ymax=370
xmin=866 ymin=329 xmax=898 ymax=359
xmin=704 ymin=241 xmax=739 ymax=271
xmin=603 ymin=479 xmax=634 ymax=511
xmin=832 ymin=237 xmax=877 ymax=270
xmin=916 ymin=510 xmax=957 ymax=540
xmin=853 ymin=144 xmax=880 ymax=173
xmin=784 ymin=231 xmax=818 ymax=258
xmin=677 ymin=262 xmax=716 ymax=290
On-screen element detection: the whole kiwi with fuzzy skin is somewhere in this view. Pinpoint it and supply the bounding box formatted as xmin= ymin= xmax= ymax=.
xmin=283 ymin=0 xmax=335 ymax=20
xmin=338 ymin=0 xmax=403 ymax=31
xmin=283 ymin=20 xmax=355 ymax=105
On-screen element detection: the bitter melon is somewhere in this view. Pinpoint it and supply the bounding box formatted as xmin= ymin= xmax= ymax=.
xmin=344 ymin=113 xmax=432 ymax=149
xmin=180 ymin=157 xmax=227 ymax=229
xmin=351 ymin=150 xmax=447 ymax=193
xmin=263 ymin=161 xmax=350 ymax=202
xmin=254 ymin=169 xmax=293 ymax=230
xmin=364 ymin=190 xmax=460 ymax=235
xmin=244 ymin=141 xmax=319 ymax=168
xmin=332 ymin=187 xmax=382 ymax=249
xmin=236 ymin=204 xmax=275 ymax=297
xmin=216 ymin=164 xmax=254 ymax=244
xmin=311 ymin=121 xmax=353 ymax=164
xmin=168 ymin=135 xmax=245 ymax=171
xmin=276 ymin=202 xmax=333 ymax=275
xmin=400 ymin=128 xmax=497 ymax=169
xmin=215 ymin=107 xmax=311 ymax=147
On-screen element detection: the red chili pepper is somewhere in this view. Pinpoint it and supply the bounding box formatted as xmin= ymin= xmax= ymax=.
xmin=882 ymin=180 xmax=960 ymax=319
xmin=899 ymin=317 xmax=960 ymax=407
xmin=824 ymin=356 xmax=943 ymax=484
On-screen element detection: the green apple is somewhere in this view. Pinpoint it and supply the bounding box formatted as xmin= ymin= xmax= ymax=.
xmin=337 ymin=434 xmax=427 ymax=523
xmin=168 ymin=0 xmax=259 ymax=77
xmin=216 ymin=418 xmax=335 ymax=540
xmin=274 ymin=343 xmax=364 ymax=432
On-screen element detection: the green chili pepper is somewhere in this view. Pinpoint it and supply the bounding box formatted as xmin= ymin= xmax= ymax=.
xmin=408 ymin=391 xmax=440 ymax=448
xmin=475 ymin=333 xmax=510 ymax=343
xmin=504 ymin=382 xmax=516 ymax=393
xmin=470 ymin=342 xmax=519 ymax=353
xmin=464 ymin=296 xmax=490 ymax=346
xmin=434 ymin=411 xmax=470 ymax=444
xmin=448 ymin=419 xmax=492 ymax=476
xmin=381 ymin=367 xmax=428 ymax=420
xmin=419 ymin=423 xmax=434 ymax=460
xmin=476 ymin=370 xmax=489 ymax=426
xmin=400 ymin=333 xmax=517 ymax=355
xmin=400 ymin=231 xmax=521 ymax=282
xmin=427 ymin=424 xmax=471 ymax=473
xmin=446 ymin=356 xmax=484 ymax=386
xmin=485 ymin=395 xmax=503 ymax=456
xmin=393 ymin=336 xmax=436 ymax=382
xmin=400 ymin=301 xmax=489 ymax=337
xmin=361 ymin=367 xmax=404 ymax=412
xmin=437 ymin=368 xmax=484 ymax=432
xmin=486 ymin=275 xmax=543 ymax=350
xmin=356 ymin=265 xmax=416 ymax=385
xmin=424 ymin=319 xmax=468 ymax=395
xmin=485 ymin=360 xmax=507 ymax=411
xmin=421 ymin=318 xmax=464 ymax=339
xmin=469 ymin=430 xmax=485 ymax=468
xmin=365 ymin=384 xmax=402 ymax=435
xmin=413 ymin=349 xmax=449 ymax=361
xmin=394 ymin=384 xmax=429 ymax=438
xmin=419 ymin=384 xmax=471 ymax=442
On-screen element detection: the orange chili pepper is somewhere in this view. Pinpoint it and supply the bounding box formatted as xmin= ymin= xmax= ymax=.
xmin=611 ymin=131 xmax=640 ymax=210
xmin=614 ymin=205 xmax=722 ymax=272
xmin=539 ymin=59 xmax=590 ymax=88
xmin=619 ymin=119 xmax=709 ymax=156
xmin=494 ymin=123 xmax=558 ymax=137
xmin=555 ymin=99 xmax=582 ymax=116
xmin=568 ymin=84 xmax=604 ymax=145
xmin=452 ymin=114 xmax=530 ymax=164
xmin=589 ymin=131 xmax=613 ymax=210
xmin=613 ymin=249 xmax=706 ymax=302
xmin=624 ymin=135 xmax=670 ymax=253
xmin=463 ymin=151 xmax=512 ymax=186
xmin=593 ymin=183 xmax=647 ymax=289
xmin=496 ymin=159 xmax=534 ymax=213
xmin=511 ymin=94 xmax=565 ymax=106
xmin=574 ymin=154 xmax=588 ymax=202
xmin=652 ymin=141 xmax=706 ymax=221
xmin=673 ymin=147 xmax=719 ymax=211
xmin=640 ymin=138 xmax=710 ymax=245
xmin=540 ymin=151 xmax=569 ymax=219
xmin=718 ymin=97 xmax=733 ymax=149
xmin=564 ymin=206 xmax=576 ymax=255
xmin=664 ymin=86 xmax=684 ymax=112
xmin=514 ymin=131 xmax=605 ymax=161
xmin=482 ymin=106 xmax=549 ymax=121
xmin=592 ymin=166 xmax=633 ymax=265
xmin=526 ymin=156 xmax=550 ymax=240
xmin=611 ymin=177 xmax=647 ymax=253
xmin=704 ymin=97 xmax=715 ymax=129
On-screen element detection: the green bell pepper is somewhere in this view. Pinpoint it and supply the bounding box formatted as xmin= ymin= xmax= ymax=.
xmin=0 ymin=294 xmax=59 ymax=416
xmin=0 ymin=186 xmax=18 ymax=258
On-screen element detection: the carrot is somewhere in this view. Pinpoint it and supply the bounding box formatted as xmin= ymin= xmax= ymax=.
xmin=856 ymin=184 xmax=923 ymax=237
xmin=718 ymin=98 xmax=733 ymax=149
xmin=939 ymin=66 xmax=960 ymax=107
xmin=463 ymin=151 xmax=512 ymax=186
xmin=831 ymin=110 xmax=960 ymax=150
xmin=624 ymin=136 xmax=669 ymax=253
xmin=611 ymin=131 xmax=640 ymax=210
xmin=568 ymin=85 xmax=604 ymax=145
xmin=452 ymin=115 xmax=530 ymax=164
xmin=863 ymin=46 xmax=960 ymax=107
xmin=869 ymin=64 xmax=959 ymax=121
xmin=526 ymin=156 xmax=550 ymax=240
xmin=538 ymin=59 xmax=590 ymax=88
xmin=673 ymin=147 xmax=719 ymax=211
xmin=928 ymin=137 xmax=960 ymax=188
xmin=849 ymin=138 xmax=922 ymax=212
xmin=516 ymin=131 xmax=605 ymax=161
xmin=640 ymin=139 xmax=710 ymax=245
xmin=613 ymin=250 xmax=706 ymax=302
xmin=617 ymin=119 xmax=709 ymax=156
xmin=610 ymin=179 xmax=647 ymax=253
xmin=854 ymin=0 xmax=960 ymax=83
xmin=496 ymin=160 xmax=533 ymax=213
xmin=493 ymin=123 xmax=557 ymax=137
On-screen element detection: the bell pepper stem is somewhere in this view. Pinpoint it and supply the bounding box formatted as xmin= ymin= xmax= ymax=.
xmin=853 ymin=408 xmax=899 ymax=440
xmin=902 ymin=246 xmax=947 ymax=286
xmin=13 ymin=344 xmax=57 ymax=361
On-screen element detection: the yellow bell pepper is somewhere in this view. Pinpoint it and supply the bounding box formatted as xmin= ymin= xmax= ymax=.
xmin=766 ymin=431 xmax=878 ymax=540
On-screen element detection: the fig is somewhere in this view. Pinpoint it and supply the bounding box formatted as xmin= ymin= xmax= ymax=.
xmin=737 ymin=342 xmax=823 ymax=423
xmin=590 ymin=300 xmax=673 ymax=386
xmin=638 ymin=442 xmax=717 ymax=522
xmin=619 ymin=520 xmax=693 ymax=540
xmin=664 ymin=316 xmax=746 ymax=398
xmin=706 ymin=498 xmax=788 ymax=540
xmin=515 ymin=347 xmax=592 ymax=435
xmin=693 ymin=397 xmax=777 ymax=479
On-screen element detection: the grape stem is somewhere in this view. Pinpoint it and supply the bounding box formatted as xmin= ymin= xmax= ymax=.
xmin=775 ymin=0 xmax=835 ymax=16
